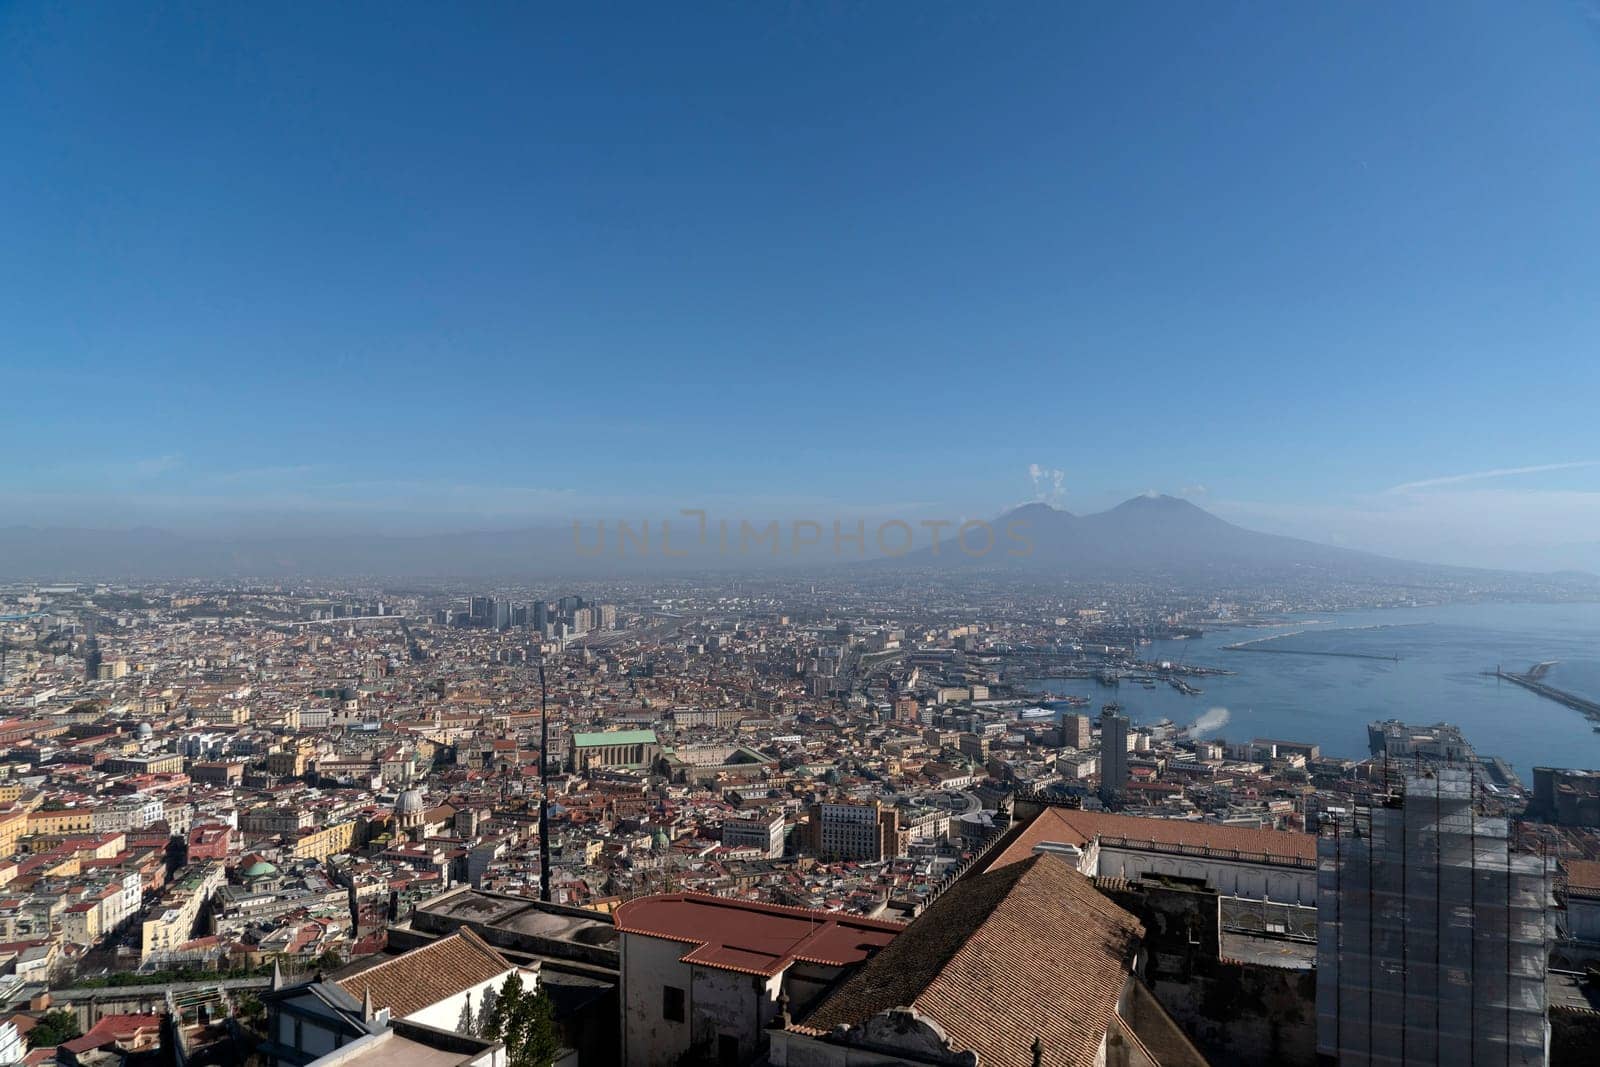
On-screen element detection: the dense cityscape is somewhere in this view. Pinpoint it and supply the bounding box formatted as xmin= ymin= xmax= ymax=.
xmin=8 ymin=3 xmax=1600 ymax=1065
xmin=0 ymin=575 xmax=1594 ymax=1065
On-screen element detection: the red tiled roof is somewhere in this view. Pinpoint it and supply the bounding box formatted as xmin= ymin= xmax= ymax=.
xmin=803 ymin=854 xmax=1143 ymax=1067
xmin=989 ymin=806 xmax=1315 ymax=870
xmin=1568 ymin=859 xmax=1600 ymax=897
xmin=60 ymin=1014 xmax=163 ymax=1055
xmin=613 ymin=893 xmax=902 ymax=977
xmin=335 ymin=928 xmax=512 ymax=1019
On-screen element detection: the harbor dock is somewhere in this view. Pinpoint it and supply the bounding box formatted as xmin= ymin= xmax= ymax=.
xmin=1488 ymin=664 xmax=1600 ymax=725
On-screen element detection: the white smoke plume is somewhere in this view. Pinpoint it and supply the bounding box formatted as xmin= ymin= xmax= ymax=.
xmin=1028 ymin=464 xmax=1066 ymax=503
xmin=1191 ymin=706 xmax=1230 ymax=737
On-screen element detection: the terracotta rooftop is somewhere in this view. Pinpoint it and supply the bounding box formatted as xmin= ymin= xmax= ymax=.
xmin=60 ymin=1014 xmax=163 ymax=1056
xmin=989 ymin=805 xmax=1316 ymax=870
xmin=612 ymin=893 xmax=902 ymax=977
xmin=802 ymin=853 xmax=1144 ymax=1066
xmin=335 ymin=927 xmax=512 ymax=1019
xmin=1568 ymin=859 xmax=1600 ymax=897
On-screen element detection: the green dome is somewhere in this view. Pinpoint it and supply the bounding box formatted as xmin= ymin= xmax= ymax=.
xmin=243 ymin=860 xmax=278 ymax=878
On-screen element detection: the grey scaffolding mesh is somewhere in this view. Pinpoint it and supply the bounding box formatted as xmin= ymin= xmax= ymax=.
xmin=1316 ymin=768 xmax=1551 ymax=1066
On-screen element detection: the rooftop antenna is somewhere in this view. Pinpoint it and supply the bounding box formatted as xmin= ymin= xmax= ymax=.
xmin=538 ymin=658 xmax=552 ymax=903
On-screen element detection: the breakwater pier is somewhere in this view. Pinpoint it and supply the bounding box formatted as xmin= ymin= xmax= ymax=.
xmin=1488 ymin=663 xmax=1600 ymax=725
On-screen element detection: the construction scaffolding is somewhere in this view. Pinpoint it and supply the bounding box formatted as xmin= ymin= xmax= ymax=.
xmin=1316 ymin=768 xmax=1552 ymax=1066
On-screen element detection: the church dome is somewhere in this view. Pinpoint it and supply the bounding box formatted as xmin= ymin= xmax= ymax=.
xmin=394 ymin=788 xmax=425 ymax=816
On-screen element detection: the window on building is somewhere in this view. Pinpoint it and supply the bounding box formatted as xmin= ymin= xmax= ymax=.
xmin=663 ymin=985 xmax=685 ymax=1022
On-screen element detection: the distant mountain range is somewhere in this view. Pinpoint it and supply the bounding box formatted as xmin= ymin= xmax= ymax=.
xmin=883 ymin=495 xmax=1415 ymax=579
xmin=0 ymin=496 xmax=1594 ymax=589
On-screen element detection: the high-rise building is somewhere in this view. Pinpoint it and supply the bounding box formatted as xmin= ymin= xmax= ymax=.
xmin=533 ymin=600 xmax=549 ymax=631
xmin=1530 ymin=766 xmax=1600 ymax=827
xmin=492 ymin=599 xmax=511 ymax=631
xmin=469 ymin=595 xmax=492 ymax=625
xmin=1098 ymin=707 xmax=1129 ymax=806
xmin=807 ymin=801 xmax=905 ymax=862
xmin=82 ymin=635 xmax=102 ymax=682
xmin=1316 ymin=768 xmax=1552 ymax=1066
xmin=1061 ymin=713 xmax=1091 ymax=750
xmin=721 ymin=813 xmax=786 ymax=859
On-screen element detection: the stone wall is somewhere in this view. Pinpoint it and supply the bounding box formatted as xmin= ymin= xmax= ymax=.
xmin=1104 ymin=880 xmax=1317 ymax=1067
xmin=1551 ymin=1006 xmax=1600 ymax=1067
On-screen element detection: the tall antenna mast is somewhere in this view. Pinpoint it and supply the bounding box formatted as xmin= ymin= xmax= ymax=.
xmin=538 ymin=660 xmax=552 ymax=903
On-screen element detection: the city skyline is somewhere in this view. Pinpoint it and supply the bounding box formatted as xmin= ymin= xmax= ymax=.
xmin=5 ymin=6 xmax=1600 ymax=1063
xmin=5 ymin=4 xmax=1600 ymax=570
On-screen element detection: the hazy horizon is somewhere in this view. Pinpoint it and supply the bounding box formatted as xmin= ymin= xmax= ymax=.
xmin=4 ymin=486 xmax=1600 ymax=575
xmin=3 ymin=493 xmax=1599 ymax=582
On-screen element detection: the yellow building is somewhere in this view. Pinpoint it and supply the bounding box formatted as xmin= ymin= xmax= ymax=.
xmin=100 ymin=753 xmax=184 ymax=775
xmin=28 ymin=808 xmax=95 ymax=836
xmin=141 ymin=862 xmax=224 ymax=962
xmin=65 ymin=833 xmax=126 ymax=861
xmin=31 ymin=854 xmax=81 ymax=877
xmin=95 ymin=660 xmax=129 ymax=680
xmin=194 ymin=704 xmax=250 ymax=726
xmin=265 ymin=749 xmax=310 ymax=778
xmin=291 ymin=819 xmax=356 ymax=861
xmin=0 ymin=808 xmax=27 ymax=855
xmin=62 ymin=901 xmax=102 ymax=946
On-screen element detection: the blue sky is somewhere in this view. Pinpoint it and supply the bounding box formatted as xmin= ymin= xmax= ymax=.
xmin=4 ymin=3 xmax=1600 ymax=568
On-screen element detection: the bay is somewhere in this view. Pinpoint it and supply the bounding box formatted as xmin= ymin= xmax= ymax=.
xmin=1028 ymin=601 xmax=1600 ymax=777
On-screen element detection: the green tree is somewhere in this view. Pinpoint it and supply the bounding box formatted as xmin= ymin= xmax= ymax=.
xmin=28 ymin=1010 xmax=82 ymax=1049
xmin=235 ymin=991 xmax=266 ymax=1023
xmin=484 ymin=972 xmax=560 ymax=1067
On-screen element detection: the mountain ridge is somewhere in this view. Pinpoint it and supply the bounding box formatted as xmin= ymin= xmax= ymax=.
xmin=879 ymin=495 xmax=1553 ymax=582
xmin=0 ymin=497 xmax=1593 ymax=586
